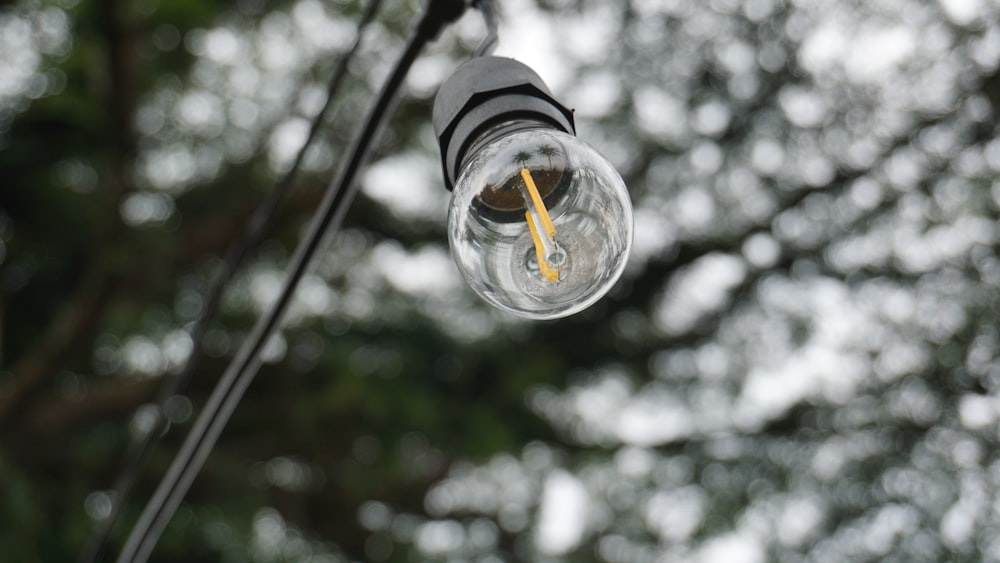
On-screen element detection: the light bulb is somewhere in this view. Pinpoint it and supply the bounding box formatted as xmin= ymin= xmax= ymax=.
xmin=448 ymin=123 xmax=632 ymax=319
xmin=433 ymin=57 xmax=633 ymax=319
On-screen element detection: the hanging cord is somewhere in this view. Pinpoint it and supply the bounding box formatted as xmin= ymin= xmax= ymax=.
xmin=76 ymin=3 xmax=385 ymax=561
xmin=473 ymin=0 xmax=499 ymax=57
xmin=113 ymin=1 xmax=467 ymax=561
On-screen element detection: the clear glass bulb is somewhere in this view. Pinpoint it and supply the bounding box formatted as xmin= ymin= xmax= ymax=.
xmin=448 ymin=124 xmax=633 ymax=319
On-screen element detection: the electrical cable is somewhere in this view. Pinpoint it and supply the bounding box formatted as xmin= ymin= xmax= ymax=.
xmin=113 ymin=1 xmax=467 ymax=561
xmin=76 ymin=3 xmax=384 ymax=561
xmin=473 ymin=0 xmax=499 ymax=57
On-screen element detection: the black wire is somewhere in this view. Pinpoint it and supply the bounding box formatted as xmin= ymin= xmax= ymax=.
xmin=474 ymin=0 xmax=499 ymax=57
xmin=77 ymin=4 xmax=384 ymax=562
xmin=113 ymin=1 xmax=466 ymax=561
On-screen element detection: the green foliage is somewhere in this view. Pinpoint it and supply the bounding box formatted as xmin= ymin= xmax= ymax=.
xmin=3 ymin=0 xmax=1000 ymax=561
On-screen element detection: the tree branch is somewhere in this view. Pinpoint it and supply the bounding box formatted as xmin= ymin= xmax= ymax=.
xmin=0 ymin=268 xmax=116 ymax=422
xmin=21 ymin=377 xmax=161 ymax=437
xmin=0 ymin=0 xmax=141 ymax=425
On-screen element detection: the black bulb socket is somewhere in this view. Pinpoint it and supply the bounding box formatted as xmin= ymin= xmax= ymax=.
xmin=432 ymin=56 xmax=576 ymax=191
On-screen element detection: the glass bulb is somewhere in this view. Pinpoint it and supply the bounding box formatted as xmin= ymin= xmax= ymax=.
xmin=448 ymin=125 xmax=633 ymax=319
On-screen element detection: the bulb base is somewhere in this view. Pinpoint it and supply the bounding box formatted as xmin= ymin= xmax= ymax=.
xmin=432 ymin=56 xmax=576 ymax=191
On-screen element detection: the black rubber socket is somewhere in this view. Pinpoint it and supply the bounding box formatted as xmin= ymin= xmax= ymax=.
xmin=432 ymin=56 xmax=576 ymax=191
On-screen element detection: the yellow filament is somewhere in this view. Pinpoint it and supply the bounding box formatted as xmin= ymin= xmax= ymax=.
xmin=526 ymin=210 xmax=559 ymax=282
xmin=520 ymin=168 xmax=560 ymax=282
xmin=520 ymin=168 xmax=556 ymax=237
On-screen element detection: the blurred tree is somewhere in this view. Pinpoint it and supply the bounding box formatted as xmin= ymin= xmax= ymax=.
xmin=2 ymin=0 xmax=1000 ymax=562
